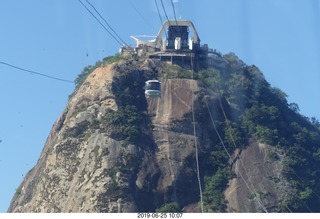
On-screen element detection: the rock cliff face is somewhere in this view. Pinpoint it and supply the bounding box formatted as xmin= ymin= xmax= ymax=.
xmin=225 ymin=140 xmax=291 ymax=212
xmin=8 ymin=57 xmax=293 ymax=212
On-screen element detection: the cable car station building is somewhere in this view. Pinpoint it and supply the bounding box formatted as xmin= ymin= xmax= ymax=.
xmin=154 ymin=20 xmax=201 ymax=52
xmin=121 ymin=20 xmax=224 ymax=70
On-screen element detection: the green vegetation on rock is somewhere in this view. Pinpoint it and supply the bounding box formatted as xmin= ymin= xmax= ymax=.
xmin=73 ymin=53 xmax=320 ymax=212
xmin=156 ymin=202 xmax=181 ymax=213
xmin=199 ymin=53 xmax=320 ymax=212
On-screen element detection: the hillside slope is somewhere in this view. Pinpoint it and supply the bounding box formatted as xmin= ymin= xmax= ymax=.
xmin=8 ymin=55 xmax=320 ymax=212
xmin=8 ymin=59 xmax=203 ymax=212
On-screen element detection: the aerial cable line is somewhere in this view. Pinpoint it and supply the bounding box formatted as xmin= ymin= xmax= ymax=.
xmin=0 ymin=61 xmax=73 ymax=83
xmin=293 ymin=172 xmax=320 ymax=201
xmin=128 ymin=0 xmax=153 ymax=29
xmin=217 ymin=94 xmax=320 ymax=211
xmin=170 ymin=0 xmax=181 ymax=38
xmin=78 ymin=0 xmax=123 ymax=46
xmin=170 ymin=0 xmax=179 ymax=26
xmin=217 ymin=96 xmax=272 ymax=211
xmin=154 ymin=0 xmax=168 ymax=39
xmin=200 ymin=80 xmax=273 ymax=211
xmin=155 ymin=0 xmax=164 ymax=25
xmin=160 ymin=0 xmax=171 ymax=26
xmin=284 ymin=204 xmax=293 ymax=213
xmin=190 ymin=58 xmax=204 ymax=213
xmin=84 ymin=0 xmax=128 ymax=46
xmin=198 ymin=81 xmax=268 ymax=212
xmin=205 ymin=99 xmax=268 ymax=213
xmin=204 ymin=99 xmax=269 ymax=213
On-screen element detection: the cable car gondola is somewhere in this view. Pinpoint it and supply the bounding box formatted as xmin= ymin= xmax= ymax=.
xmin=144 ymin=80 xmax=161 ymax=98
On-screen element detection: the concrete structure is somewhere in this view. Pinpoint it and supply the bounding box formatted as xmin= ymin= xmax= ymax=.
xmin=122 ymin=20 xmax=228 ymax=70
xmin=154 ymin=20 xmax=200 ymax=52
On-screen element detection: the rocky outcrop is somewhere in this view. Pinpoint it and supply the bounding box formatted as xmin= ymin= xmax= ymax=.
xmin=8 ymin=58 xmax=293 ymax=213
xmin=8 ymin=64 xmax=125 ymax=212
xmin=8 ymin=60 xmax=205 ymax=212
xmin=225 ymin=139 xmax=291 ymax=212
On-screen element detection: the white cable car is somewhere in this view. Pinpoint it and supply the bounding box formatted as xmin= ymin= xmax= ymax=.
xmin=144 ymin=80 xmax=161 ymax=98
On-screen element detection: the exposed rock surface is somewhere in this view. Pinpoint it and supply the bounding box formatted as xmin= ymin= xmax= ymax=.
xmin=9 ymin=64 xmax=123 ymax=212
xmin=225 ymin=140 xmax=291 ymax=212
xmin=8 ymin=61 xmax=202 ymax=212
xmin=8 ymin=58 xmax=292 ymax=212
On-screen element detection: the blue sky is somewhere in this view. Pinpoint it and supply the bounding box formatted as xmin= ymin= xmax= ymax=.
xmin=0 ymin=0 xmax=319 ymax=212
